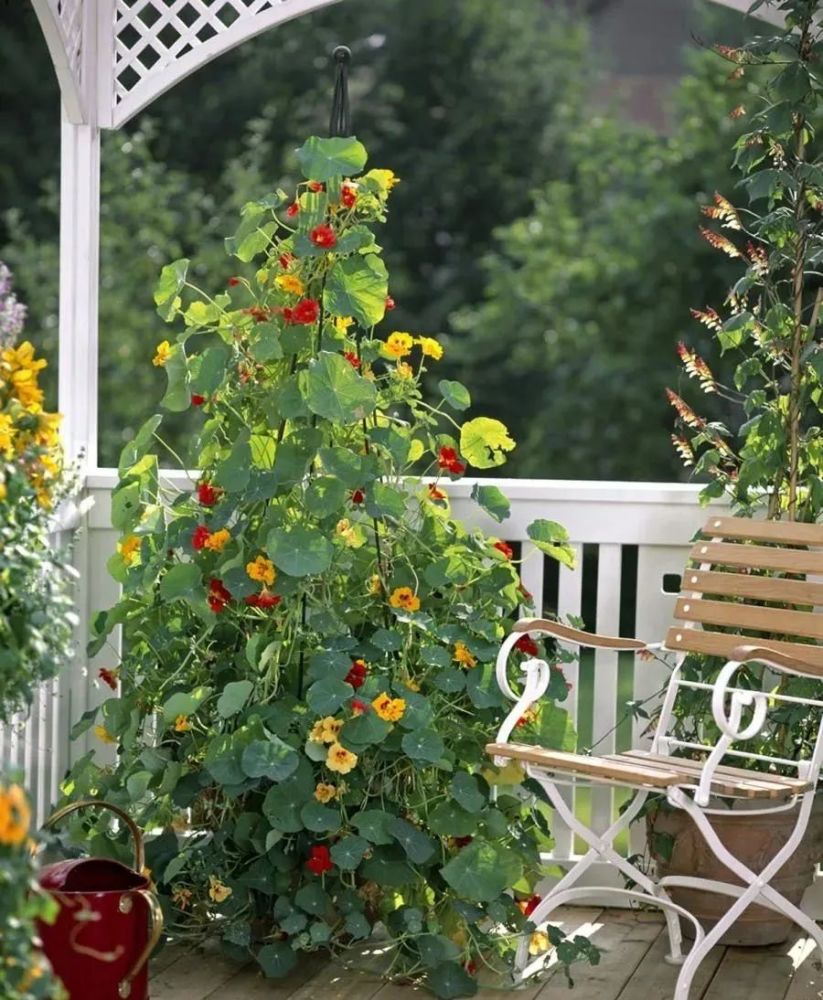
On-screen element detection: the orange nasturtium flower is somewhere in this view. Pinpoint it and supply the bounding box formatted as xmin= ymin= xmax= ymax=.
xmin=94 ymin=725 xmax=116 ymax=745
xmin=118 ymin=535 xmax=141 ymax=565
xmin=454 ymin=642 xmax=477 ymax=669
xmin=0 ymin=784 xmax=31 ymax=847
xmin=389 ymin=586 xmax=420 ymax=612
xmin=203 ymin=528 xmax=230 ymax=552
xmin=372 ymin=693 xmax=406 ymax=723
xmin=208 ymin=875 xmax=232 ymax=903
xmin=246 ymin=555 xmax=276 ymax=587
xmin=174 ymin=715 xmax=191 ymax=733
xmin=275 ymin=273 xmax=305 ymax=296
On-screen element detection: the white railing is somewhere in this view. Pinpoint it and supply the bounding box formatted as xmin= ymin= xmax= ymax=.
xmin=3 ymin=473 xmax=721 ymax=859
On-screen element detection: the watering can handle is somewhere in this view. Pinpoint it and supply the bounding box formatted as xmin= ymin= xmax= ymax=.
xmin=44 ymin=799 xmax=146 ymax=874
xmin=118 ymin=888 xmax=164 ymax=999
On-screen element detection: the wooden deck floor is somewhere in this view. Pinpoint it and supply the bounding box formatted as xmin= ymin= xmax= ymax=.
xmin=150 ymin=908 xmax=823 ymax=1000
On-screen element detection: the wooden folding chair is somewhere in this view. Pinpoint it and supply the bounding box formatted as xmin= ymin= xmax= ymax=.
xmin=488 ymin=515 xmax=823 ymax=998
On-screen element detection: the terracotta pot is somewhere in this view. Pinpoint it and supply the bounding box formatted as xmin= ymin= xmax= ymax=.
xmin=647 ymin=796 xmax=823 ymax=947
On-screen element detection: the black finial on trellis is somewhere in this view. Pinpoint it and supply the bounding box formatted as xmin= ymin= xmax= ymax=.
xmin=329 ymin=45 xmax=352 ymax=137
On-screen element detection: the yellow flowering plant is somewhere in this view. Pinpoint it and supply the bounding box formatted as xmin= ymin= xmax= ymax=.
xmin=64 ymin=139 xmax=587 ymax=996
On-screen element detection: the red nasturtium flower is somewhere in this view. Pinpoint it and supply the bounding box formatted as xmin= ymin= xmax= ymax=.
xmin=245 ymin=591 xmax=282 ymax=609
xmin=278 ymin=252 xmax=294 ymax=269
xmin=192 ymin=525 xmax=211 ymax=550
xmin=351 ymin=698 xmax=369 ymax=716
xmin=98 ymin=667 xmax=119 ymax=691
xmin=283 ymin=298 xmax=320 ymax=325
xmin=305 ymin=845 xmax=334 ymax=875
xmin=197 ymin=481 xmax=221 ymax=507
xmin=340 ymin=183 xmax=358 ymax=208
xmin=208 ymin=578 xmax=232 ymax=613
xmin=519 ymin=894 xmax=542 ymax=918
xmin=350 ymin=488 xmax=365 ymax=504
xmin=515 ymin=635 xmax=539 ymax=657
xmin=493 ymin=540 xmax=514 ymax=560
xmin=437 ymin=446 xmax=466 ymax=476
xmin=453 ymin=835 xmax=473 ymax=849
xmin=242 ymin=305 xmax=270 ymax=324
xmin=308 ymin=180 xmax=325 ymax=193
xmin=385 ymin=295 xmax=396 ymax=311
xmin=227 ymin=276 xmax=241 ymax=287
xmin=286 ymin=201 xmax=300 ymax=218
xmin=343 ymin=351 xmax=361 ymax=370
xmin=428 ymin=484 xmax=447 ymax=501
xmin=345 ymin=659 xmax=368 ymax=688
xmin=310 ymin=224 xmax=337 ymax=249
xmin=191 ymin=394 xmax=206 ymax=407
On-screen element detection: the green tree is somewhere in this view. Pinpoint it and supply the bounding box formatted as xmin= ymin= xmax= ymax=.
xmin=448 ymin=47 xmax=754 ymax=480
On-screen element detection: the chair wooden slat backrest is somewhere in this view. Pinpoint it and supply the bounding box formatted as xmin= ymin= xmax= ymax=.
xmin=664 ymin=515 xmax=823 ymax=675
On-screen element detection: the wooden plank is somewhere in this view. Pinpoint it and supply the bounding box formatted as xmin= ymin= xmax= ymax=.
xmin=674 ymin=597 xmax=823 ymax=641
xmin=150 ymin=947 xmax=247 ymax=1000
xmin=784 ymin=933 xmax=823 ymax=999
xmin=615 ymin=929 xmax=725 ymax=1000
xmin=621 ymin=750 xmax=808 ymax=791
xmin=618 ymin=751 xmax=809 ymax=799
xmin=287 ymin=964 xmax=386 ymax=1000
xmin=534 ymin=910 xmax=662 ymax=1000
xmin=486 ymin=743 xmax=679 ymax=788
xmin=689 ymin=541 xmax=823 ymax=576
xmin=151 ymin=943 xmax=188 ymax=975
xmin=703 ymin=942 xmax=796 ymax=1000
xmin=203 ymin=953 xmax=327 ymax=999
xmin=664 ymin=627 xmax=823 ymax=672
xmin=683 ymin=570 xmax=823 ymax=608
xmin=701 ymin=516 xmax=823 ymax=548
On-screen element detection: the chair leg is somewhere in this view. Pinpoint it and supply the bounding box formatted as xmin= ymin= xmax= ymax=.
xmin=652 ymin=884 xmax=685 ymax=965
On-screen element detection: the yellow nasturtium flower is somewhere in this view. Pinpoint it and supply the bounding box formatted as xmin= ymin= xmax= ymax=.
xmin=326 ymin=742 xmax=358 ymax=774
xmin=529 ymin=931 xmax=551 ymax=956
xmin=275 ymin=273 xmax=305 ymax=296
xmin=314 ymin=783 xmax=337 ymax=803
xmin=417 ymin=336 xmax=444 ymax=360
xmin=453 ymin=641 xmax=477 ymax=669
xmin=389 ymin=586 xmax=420 ymax=612
xmin=94 ymin=725 xmax=116 ymax=745
xmin=309 ymin=717 xmax=343 ymax=745
xmin=384 ymin=332 xmax=414 ymax=359
xmin=372 ymin=693 xmax=406 ymax=723
xmin=208 ymin=875 xmax=232 ymax=903
xmin=118 ymin=535 xmax=141 ymax=565
xmin=152 ymin=340 xmax=172 ymax=367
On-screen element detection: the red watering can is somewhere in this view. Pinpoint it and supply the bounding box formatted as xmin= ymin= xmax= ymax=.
xmin=37 ymin=799 xmax=164 ymax=1000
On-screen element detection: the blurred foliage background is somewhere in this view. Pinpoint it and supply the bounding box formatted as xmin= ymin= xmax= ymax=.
xmin=1 ymin=0 xmax=759 ymax=476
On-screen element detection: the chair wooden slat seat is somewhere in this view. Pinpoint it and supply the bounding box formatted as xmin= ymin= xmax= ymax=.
xmin=486 ymin=743 xmax=811 ymax=800
xmin=664 ymin=626 xmax=823 ymax=671
xmin=683 ymin=569 xmax=823 ymax=607
xmin=673 ymin=596 xmax=823 ymax=640
xmin=689 ymin=539 xmax=823 ymax=575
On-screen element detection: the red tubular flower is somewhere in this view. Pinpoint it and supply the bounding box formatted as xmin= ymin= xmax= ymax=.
xmin=242 ymin=305 xmax=270 ymax=324
xmin=453 ymin=835 xmax=473 ymax=849
xmin=305 ymin=845 xmax=334 ymax=875
xmin=98 ymin=667 xmax=119 ymax=691
xmin=286 ymin=202 xmax=300 ymax=218
xmin=437 ymin=446 xmax=466 ymax=476
xmin=343 ymin=351 xmax=361 ymax=370
xmin=519 ymin=894 xmax=542 ymax=918
xmin=494 ymin=541 xmax=514 ymax=560
xmin=350 ymin=488 xmax=365 ymax=505
xmin=191 ymin=394 xmax=206 ymax=407
xmin=208 ymin=578 xmax=232 ymax=613
xmin=192 ymin=525 xmax=211 ymax=550
xmin=385 ymin=295 xmax=396 ymax=312
xmin=245 ymin=591 xmax=282 ymax=609
xmin=227 ymin=277 xmax=241 ymax=287
xmin=278 ymin=252 xmax=294 ymax=269
xmin=428 ymin=484 xmax=447 ymax=501
xmin=340 ymin=183 xmax=358 ymax=208
xmin=308 ymin=181 xmax=325 ymax=193
xmin=351 ymin=698 xmax=369 ymax=715
xmin=310 ymin=224 xmax=337 ymax=249
xmin=288 ymin=298 xmax=320 ymax=325
xmin=197 ymin=482 xmax=221 ymax=507
xmin=345 ymin=659 xmax=368 ymax=688
xmin=515 ymin=635 xmax=539 ymax=657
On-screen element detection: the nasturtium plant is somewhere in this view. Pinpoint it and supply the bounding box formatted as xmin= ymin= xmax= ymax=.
xmin=63 ymin=138 xmax=585 ymax=996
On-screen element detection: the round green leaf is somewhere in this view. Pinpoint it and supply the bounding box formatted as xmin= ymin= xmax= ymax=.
xmin=440 ymin=841 xmax=523 ymax=903
xmin=301 ymin=351 xmax=377 ymax=425
xmin=324 ymin=254 xmax=389 ymax=328
xmin=267 ymin=525 xmax=333 ymax=577
xmin=306 ymin=676 xmax=351 ymax=716
xmin=526 ymin=518 xmax=576 ymax=569
xmin=451 ymin=772 xmax=486 ymax=814
xmin=330 ymin=835 xmax=369 ymax=871
xmin=470 ymin=483 xmax=511 ymax=523
xmin=241 ymin=737 xmax=299 ymax=782
xmin=295 ymin=136 xmax=368 ymax=181
xmin=438 ymin=380 xmax=471 ymax=411
xmin=427 ymin=961 xmax=479 ymax=999
xmin=257 ymin=942 xmax=297 ymax=979
xmin=402 ymin=728 xmax=445 ymax=764
xmin=387 ymin=816 xmax=436 ymax=865
xmin=459 ymin=417 xmax=516 ymax=469
xmin=301 ymin=800 xmax=341 ymax=833
xmin=217 ymin=680 xmax=254 ymax=718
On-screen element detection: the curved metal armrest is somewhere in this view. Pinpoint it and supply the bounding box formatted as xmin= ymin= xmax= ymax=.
xmin=514 ymin=617 xmax=648 ymax=651
xmin=732 ymin=644 xmax=823 ymax=680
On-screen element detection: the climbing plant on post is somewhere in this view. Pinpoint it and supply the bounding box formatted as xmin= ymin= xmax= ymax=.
xmin=64 ymin=136 xmax=592 ymax=997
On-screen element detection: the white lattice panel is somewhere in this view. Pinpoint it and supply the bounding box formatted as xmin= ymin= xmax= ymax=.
xmin=55 ymin=0 xmax=84 ymax=89
xmin=111 ymin=0 xmax=342 ymax=125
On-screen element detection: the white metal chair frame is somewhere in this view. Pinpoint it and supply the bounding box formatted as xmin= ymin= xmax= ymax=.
xmin=492 ymin=626 xmax=823 ymax=998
